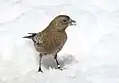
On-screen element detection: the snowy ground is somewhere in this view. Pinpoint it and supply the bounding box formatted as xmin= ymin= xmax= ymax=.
xmin=0 ymin=0 xmax=119 ymax=83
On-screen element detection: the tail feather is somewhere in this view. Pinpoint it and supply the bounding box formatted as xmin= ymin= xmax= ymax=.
xmin=23 ymin=33 xmax=37 ymax=39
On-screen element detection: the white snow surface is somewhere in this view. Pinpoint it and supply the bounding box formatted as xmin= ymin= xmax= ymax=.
xmin=0 ymin=0 xmax=119 ymax=83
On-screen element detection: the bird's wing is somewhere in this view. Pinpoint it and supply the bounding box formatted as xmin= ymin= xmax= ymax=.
xmin=33 ymin=33 xmax=44 ymax=44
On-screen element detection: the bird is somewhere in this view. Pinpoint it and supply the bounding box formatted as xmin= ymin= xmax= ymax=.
xmin=23 ymin=15 xmax=76 ymax=72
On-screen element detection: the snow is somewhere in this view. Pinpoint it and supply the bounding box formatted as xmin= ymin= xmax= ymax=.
xmin=0 ymin=0 xmax=119 ymax=83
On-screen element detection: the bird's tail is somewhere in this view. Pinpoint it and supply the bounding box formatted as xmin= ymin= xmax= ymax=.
xmin=23 ymin=33 xmax=37 ymax=39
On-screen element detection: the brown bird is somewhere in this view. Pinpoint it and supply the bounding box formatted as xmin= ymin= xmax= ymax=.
xmin=23 ymin=15 xmax=76 ymax=72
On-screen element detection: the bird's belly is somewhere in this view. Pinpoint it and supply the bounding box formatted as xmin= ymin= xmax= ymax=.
xmin=50 ymin=37 xmax=66 ymax=54
xmin=48 ymin=42 xmax=65 ymax=54
xmin=34 ymin=44 xmax=63 ymax=55
xmin=53 ymin=43 xmax=64 ymax=53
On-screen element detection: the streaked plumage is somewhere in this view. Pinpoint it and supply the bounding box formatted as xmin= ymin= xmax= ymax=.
xmin=23 ymin=15 xmax=76 ymax=72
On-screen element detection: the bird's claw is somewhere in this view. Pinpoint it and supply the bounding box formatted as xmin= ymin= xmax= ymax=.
xmin=57 ymin=65 xmax=67 ymax=70
xmin=38 ymin=68 xmax=43 ymax=73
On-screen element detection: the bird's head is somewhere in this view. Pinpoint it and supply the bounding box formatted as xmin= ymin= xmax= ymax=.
xmin=48 ymin=15 xmax=76 ymax=32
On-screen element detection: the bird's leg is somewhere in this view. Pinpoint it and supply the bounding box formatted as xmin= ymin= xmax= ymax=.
xmin=54 ymin=54 xmax=61 ymax=69
xmin=38 ymin=53 xmax=43 ymax=72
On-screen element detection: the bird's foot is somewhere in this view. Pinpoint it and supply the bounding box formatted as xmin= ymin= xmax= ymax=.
xmin=57 ymin=65 xmax=67 ymax=70
xmin=38 ymin=68 xmax=43 ymax=73
xmin=57 ymin=65 xmax=62 ymax=70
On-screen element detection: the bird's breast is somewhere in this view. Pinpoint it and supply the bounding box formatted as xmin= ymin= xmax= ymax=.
xmin=49 ymin=32 xmax=67 ymax=53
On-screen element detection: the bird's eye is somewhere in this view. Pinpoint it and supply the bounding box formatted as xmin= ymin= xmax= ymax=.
xmin=62 ymin=19 xmax=67 ymax=22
